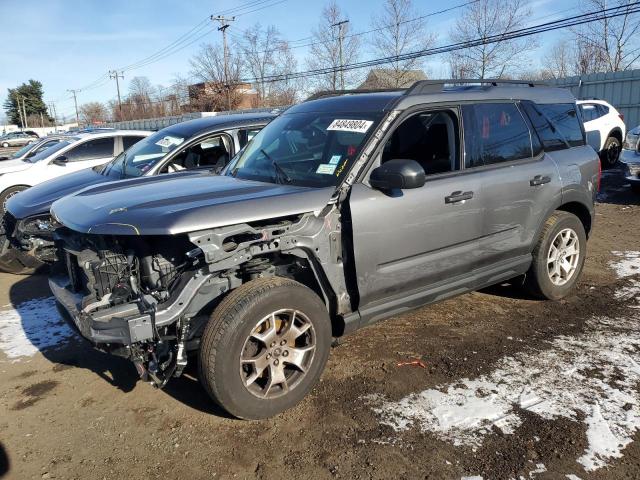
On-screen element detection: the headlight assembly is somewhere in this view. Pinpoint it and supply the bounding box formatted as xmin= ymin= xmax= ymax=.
xmin=18 ymin=214 xmax=61 ymax=235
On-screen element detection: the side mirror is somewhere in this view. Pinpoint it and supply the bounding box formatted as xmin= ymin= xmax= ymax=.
xmin=369 ymin=159 xmax=426 ymax=191
xmin=52 ymin=155 xmax=68 ymax=166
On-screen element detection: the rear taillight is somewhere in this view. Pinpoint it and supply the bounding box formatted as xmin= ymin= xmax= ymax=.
xmin=619 ymin=113 xmax=625 ymax=122
xmin=596 ymin=158 xmax=602 ymax=193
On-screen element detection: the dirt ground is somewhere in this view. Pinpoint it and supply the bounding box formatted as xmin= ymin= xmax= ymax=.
xmin=0 ymin=166 xmax=638 ymax=480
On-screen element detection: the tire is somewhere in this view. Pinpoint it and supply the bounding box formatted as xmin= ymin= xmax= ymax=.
xmin=1 ymin=142 xmax=8 ymax=148
xmin=524 ymin=211 xmax=587 ymax=300
xmin=600 ymin=136 xmax=621 ymax=168
xmin=0 ymin=186 xmax=27 ymax=215
xmin=198 ymin=276 xmax=331 ymax=419
xmin=631 ymin=183 xmax=640 ymax=194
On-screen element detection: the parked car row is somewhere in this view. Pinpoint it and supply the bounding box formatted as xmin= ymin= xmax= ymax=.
xmin=621 ymin=124 xmax=640 ymax=192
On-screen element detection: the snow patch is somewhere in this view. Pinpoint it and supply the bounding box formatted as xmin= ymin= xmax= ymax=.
xmin=610 ymin=251 xmax=640 ymax=307
xmin=0 ymin=296 xmax=76 ymax=361
xmin=368 ymin=316 xmax=640 ymax=472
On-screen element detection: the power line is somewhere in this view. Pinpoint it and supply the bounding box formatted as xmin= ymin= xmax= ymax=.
xmin=235 ymin=2 xmax=640 ymax=84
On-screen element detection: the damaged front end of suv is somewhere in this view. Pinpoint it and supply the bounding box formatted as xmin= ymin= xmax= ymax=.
xmin=49 ymin=178 xmax=349 ymax=388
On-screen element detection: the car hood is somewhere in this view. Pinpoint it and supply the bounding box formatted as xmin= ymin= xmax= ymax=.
xmin=6 ymin=168 xmax=111 ymax=219
xmin=0 ymin=159 xmax=32 ymax=175
xmin=51 ymin=174 xmax=334 ymax=236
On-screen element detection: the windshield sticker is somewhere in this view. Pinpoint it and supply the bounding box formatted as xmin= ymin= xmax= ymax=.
xmin=155 ymin=135 xmax=184 ymax=148
xmin=316 ymin=164 xmax=337 ymax=175
xmin=131 ymin=153 xmax=165 ymax=163
xmin=329 ymin=155 xmax=341 ymax=165
xmin=327 ymin=119 xmax=373 ymax=133
xmin=335 ymin=159 xmax=348 ymax=177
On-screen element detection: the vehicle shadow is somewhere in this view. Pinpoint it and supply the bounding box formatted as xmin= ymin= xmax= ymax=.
xmin=0 ymin=442 xmax=9 ymax=478
xmin=597 ymin=165 xmax=639 ymax=206
xmin=478 ymin=277 xmax=542 ymax=301
xmin=7 ymin=273 xmax=138 ymax=393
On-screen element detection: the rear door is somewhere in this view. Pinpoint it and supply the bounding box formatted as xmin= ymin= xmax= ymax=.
xmin=461 ymin=102 xmax=562 ymax=270
xmin=349 ymin=106 xmax=486 ymax=320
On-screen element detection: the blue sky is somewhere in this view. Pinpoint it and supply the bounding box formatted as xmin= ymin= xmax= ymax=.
xmin=0 ymin=0 xmax=575 ymax=123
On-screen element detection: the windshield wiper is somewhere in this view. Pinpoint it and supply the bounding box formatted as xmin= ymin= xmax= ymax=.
xmin=261 ymin=149 xmax=291 ymax=184
xmin=121 ymin=153 xmax=127 ymax=179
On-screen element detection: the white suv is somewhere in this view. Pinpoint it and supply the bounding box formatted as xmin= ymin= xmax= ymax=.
xmin=0 ymin=129 xmax=152 ymax=213
xmin=577 ymin=99 xmax=626 ymax=168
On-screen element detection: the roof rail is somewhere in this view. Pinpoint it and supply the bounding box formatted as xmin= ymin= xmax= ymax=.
xmin=405 ymin=79 xmax=547 ymax=96
xmin=304 ymin=88 xmax=404 ymax=102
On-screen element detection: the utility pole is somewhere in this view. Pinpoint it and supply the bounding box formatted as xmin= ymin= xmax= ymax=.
xmin=19 ymin=96 xmax=29 ymax=129
xmin=109 ymin=70 xmax=124 ymax=117
xmin=211 ymin=15 xmax=236 ymax=111
xmin=331 ymin=20 xmax=349 ymax=90
xmin=16 ymin=96 xmax=24 ymax=130
xmin=68 ymin=89 xmax=80 ymax=125
xmin=49 ymin=102 xmax=58 ymax=128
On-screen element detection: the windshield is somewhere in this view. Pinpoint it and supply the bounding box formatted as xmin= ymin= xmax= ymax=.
xmin=102 ymin=130 xmax=186 ymax=178
xmin=226 ymin=112 xmax=382 ymax=188
xmin=26 ymin=140 xmax=72 ymax=163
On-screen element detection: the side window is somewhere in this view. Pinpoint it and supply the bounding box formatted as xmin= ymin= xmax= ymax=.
xmin=521 ymin=101 xmax=569 ymax=152
xmin=238 ymin=128 xmax=262 ymax=148
xmin=598 ymin=104 xmax=609 ymax=117
xmin=65 ymin=137 xmax=115 ymax=162
xmin=579 ymin=103 xmax=601 ymax=122
xmin=536 ymin=104 xmax=585 ymax=147
xmin=122 ymin=135 xmax=145 ymax=151
xmin=382 ymin=110 xmax=459 ymax=175
xmin=462 ymin=103 xmax=532 ymax=168
xmin=161 ymin=134 xmax=231 ymax=173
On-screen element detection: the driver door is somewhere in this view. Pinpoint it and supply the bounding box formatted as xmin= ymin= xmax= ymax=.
xmin=348 ymin=107 xmax=485 ymax=323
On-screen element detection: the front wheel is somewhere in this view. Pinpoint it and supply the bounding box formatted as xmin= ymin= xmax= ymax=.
xmin=600 ymin=136 xmax=621 ymax=168
xmin=198 ymin=277 xmax=331 ymax=419
xmin=0 ymin=186 xmax=27 ymax=215
xmin=1 ymin=142 xmax=8 ymax=148
xmin=524 ymin=211 xmax=587 ymax=300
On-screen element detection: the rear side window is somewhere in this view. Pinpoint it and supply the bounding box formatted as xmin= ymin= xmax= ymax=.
xmin=462 ymin=103 xmax=533 ymax=167
xmin=537 ymin=104 xmax=585 ymax=147
xmin=238 ymin=128 xmax=263 ymax=148
xmin=521 ymin=101 xmax=568 ymax=152
xmin=579 ymin=103 xmax=604 ymax=122
xmin=65 ymin=137 xmax=114 ymax=162
xmin=122 ymin=135 xmax=145 ymax=151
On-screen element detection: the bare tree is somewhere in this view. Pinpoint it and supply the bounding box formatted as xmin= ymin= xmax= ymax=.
xmin=573 ymin=0 xmax=640 ymax=72
xmin=541 ymin=41 xmax=573 ymax=79
xmin=189 ymin=42 xmax=244 ymax=110
xmin=448 ymin=0 xmax=537 ymax=79
xmin=306 ymin=1 xmax=361 ymax=91
xmin=79 ymin=102 xmax=108 ymax=124
xmin=242 ymin=24 xmax=301 ymax=106
xmin=369 ymin=0 xmax=434 ymax=88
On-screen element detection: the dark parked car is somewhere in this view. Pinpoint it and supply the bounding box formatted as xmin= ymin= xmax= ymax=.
xmin=49 ymin=80 xmax=599 ymax=419
xmin=0 ymin=113 xmax=276 ymax=274
xmin=621 ymin=125 xmax=640 ymax=192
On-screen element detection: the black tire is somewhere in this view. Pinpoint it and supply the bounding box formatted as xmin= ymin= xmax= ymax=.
xmin=0 ymin=186 xmax=27 ymax=215
xmin=524 ymin=211 xmax=587 ymax=300
xmin=631 ymin=183 xmax=640 ymax=194
xmin=198 ymin=276 xmax=331 ymax=419
xmin=600 ymin=136 xmax=621 ymax=168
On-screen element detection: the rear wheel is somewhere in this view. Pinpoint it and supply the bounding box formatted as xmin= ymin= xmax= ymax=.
xmin=600 ymin=136 xmax=621 ymax=168
xmin=198 ymin=277 xmax=331 ymax=419
xmin=524 ymin=211 xmax=586 ymax=300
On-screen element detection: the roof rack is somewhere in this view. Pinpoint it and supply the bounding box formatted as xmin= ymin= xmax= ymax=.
xmin=405 ymin=79 xmax=547 ymax=95
xmin=305 ymin=88 xmax=404 ymax=102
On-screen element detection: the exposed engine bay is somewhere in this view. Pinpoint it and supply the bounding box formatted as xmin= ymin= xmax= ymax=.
xmin=51 ymin=207 xmax=349 ymax=389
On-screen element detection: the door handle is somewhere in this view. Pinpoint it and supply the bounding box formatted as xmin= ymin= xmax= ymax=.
xmin=530 ymin=175 xmax=551 ymax=186
xmin=445 ymin=190 xmax=474 ymax=204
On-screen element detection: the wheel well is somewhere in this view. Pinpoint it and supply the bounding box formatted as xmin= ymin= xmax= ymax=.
xmin=1 ymin=185 xmax=30 ymax=196
xmin=557 ymin=202 xmax=592 ymax=237
xmin=609 ymin=128 xmax=623 ymax=143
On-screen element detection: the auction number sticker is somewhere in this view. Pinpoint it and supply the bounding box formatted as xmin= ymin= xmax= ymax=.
xmin=327 ymin=119 xmax=373 ymax=133
xmin=156 ymin=135 xmax=184 ymax=148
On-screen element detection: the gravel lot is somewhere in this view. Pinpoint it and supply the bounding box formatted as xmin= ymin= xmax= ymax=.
xmin=0 ymin=166 xmax=638 ymax=480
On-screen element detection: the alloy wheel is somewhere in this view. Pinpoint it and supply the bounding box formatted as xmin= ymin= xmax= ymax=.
xmin=547 ymin=228 xmax=580 ymax=286
xmin=239 ymin=308 xmax=316 ymax=399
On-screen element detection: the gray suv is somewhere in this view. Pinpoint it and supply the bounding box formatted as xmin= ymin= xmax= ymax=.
xmin=49 ymin=80 xmax=599 ymax=419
